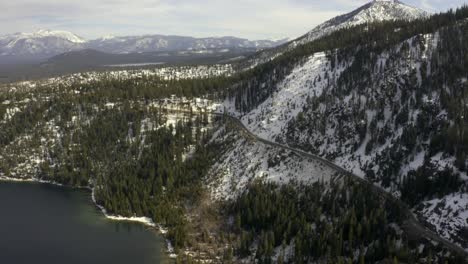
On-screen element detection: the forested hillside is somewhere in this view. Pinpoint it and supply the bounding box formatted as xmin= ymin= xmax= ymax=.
xmin=226 ymin=180 xmax=463 ymax=263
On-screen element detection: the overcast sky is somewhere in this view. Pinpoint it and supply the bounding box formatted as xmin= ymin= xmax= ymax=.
xmin=1 ymin=0 xmax=466 ymax=40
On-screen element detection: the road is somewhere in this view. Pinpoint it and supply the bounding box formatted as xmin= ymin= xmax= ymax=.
xmin=219 ymin=114 xmax=468 ymax=259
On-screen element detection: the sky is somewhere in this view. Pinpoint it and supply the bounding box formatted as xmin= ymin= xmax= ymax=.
xmin=1 ymin=0 xmax=467 ymax=40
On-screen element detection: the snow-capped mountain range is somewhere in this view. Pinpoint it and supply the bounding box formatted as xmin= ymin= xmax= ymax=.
xmin=0 ymin=30 xmax=287 ymax=61
xmin=87 ymin=35 xmax=287 ymax=54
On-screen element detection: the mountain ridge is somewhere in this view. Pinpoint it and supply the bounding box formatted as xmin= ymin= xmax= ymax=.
xmin=242 ymin=0 xmax=428 ymax=69
xmin=295 ymin=0 xmax=427 ymax=46
xmin=0 ymin=30 xmax=287 ymax=62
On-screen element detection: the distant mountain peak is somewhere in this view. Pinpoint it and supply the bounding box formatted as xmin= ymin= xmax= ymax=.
xmin=31 ymin=29 xmax=86 ymax=43
xmin=243 ymin=0 xmax=428 ymax=69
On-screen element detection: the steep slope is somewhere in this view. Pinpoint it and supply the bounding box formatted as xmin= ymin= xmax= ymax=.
xmin=227 ymin=9 xmax=468 ymax=250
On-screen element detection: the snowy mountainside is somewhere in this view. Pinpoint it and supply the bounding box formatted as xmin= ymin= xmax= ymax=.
xmin=239 ymin=51 xmax=351 ymax=140
xmin=228 ymin=21 xmax=468 ymax=249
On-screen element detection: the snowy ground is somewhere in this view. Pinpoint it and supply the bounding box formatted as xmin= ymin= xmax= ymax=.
xmin=418 ymin=193 xmax=468 ymax=248
xmin=240 ymin=51 xmax=350 ymax=141
xmin=207 ymin=128 xmax=340 ymax=201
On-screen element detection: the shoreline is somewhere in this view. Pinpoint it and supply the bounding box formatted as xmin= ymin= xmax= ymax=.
xmin=0 ymin=175 xmax=177 ymax=259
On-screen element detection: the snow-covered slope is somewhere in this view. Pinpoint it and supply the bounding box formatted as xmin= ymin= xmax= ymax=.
xmin=239 ymin=32 xmax=445 ymax=181
xmin=240 ymin=51 xmax=351 ymax=140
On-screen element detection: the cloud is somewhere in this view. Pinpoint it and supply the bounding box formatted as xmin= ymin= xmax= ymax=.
xmin=0 ymin=0 xmax=466 ymax=40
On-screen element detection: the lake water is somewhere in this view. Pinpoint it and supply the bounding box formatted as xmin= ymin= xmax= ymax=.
xmin=0 ymin=181 xmax=169 ymax=264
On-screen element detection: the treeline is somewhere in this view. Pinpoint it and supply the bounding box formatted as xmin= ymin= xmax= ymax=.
xmin=67 ymin=75 xmax=231 ymax=101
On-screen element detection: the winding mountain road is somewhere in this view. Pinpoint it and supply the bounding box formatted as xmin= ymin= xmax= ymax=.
xmin=219 ymin=113 xmax=468 ymax=259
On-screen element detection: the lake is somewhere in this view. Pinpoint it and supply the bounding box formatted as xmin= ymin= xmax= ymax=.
xmin=0 ymin=181 xmax=169 ymax=264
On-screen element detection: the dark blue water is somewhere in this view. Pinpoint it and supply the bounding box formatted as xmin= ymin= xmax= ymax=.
xmin=0 ymin=181 xmax=168 ymax=264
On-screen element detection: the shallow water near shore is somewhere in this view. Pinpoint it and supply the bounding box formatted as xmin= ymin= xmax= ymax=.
xmin=0 ymin=181 xmax=169 ymax=264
